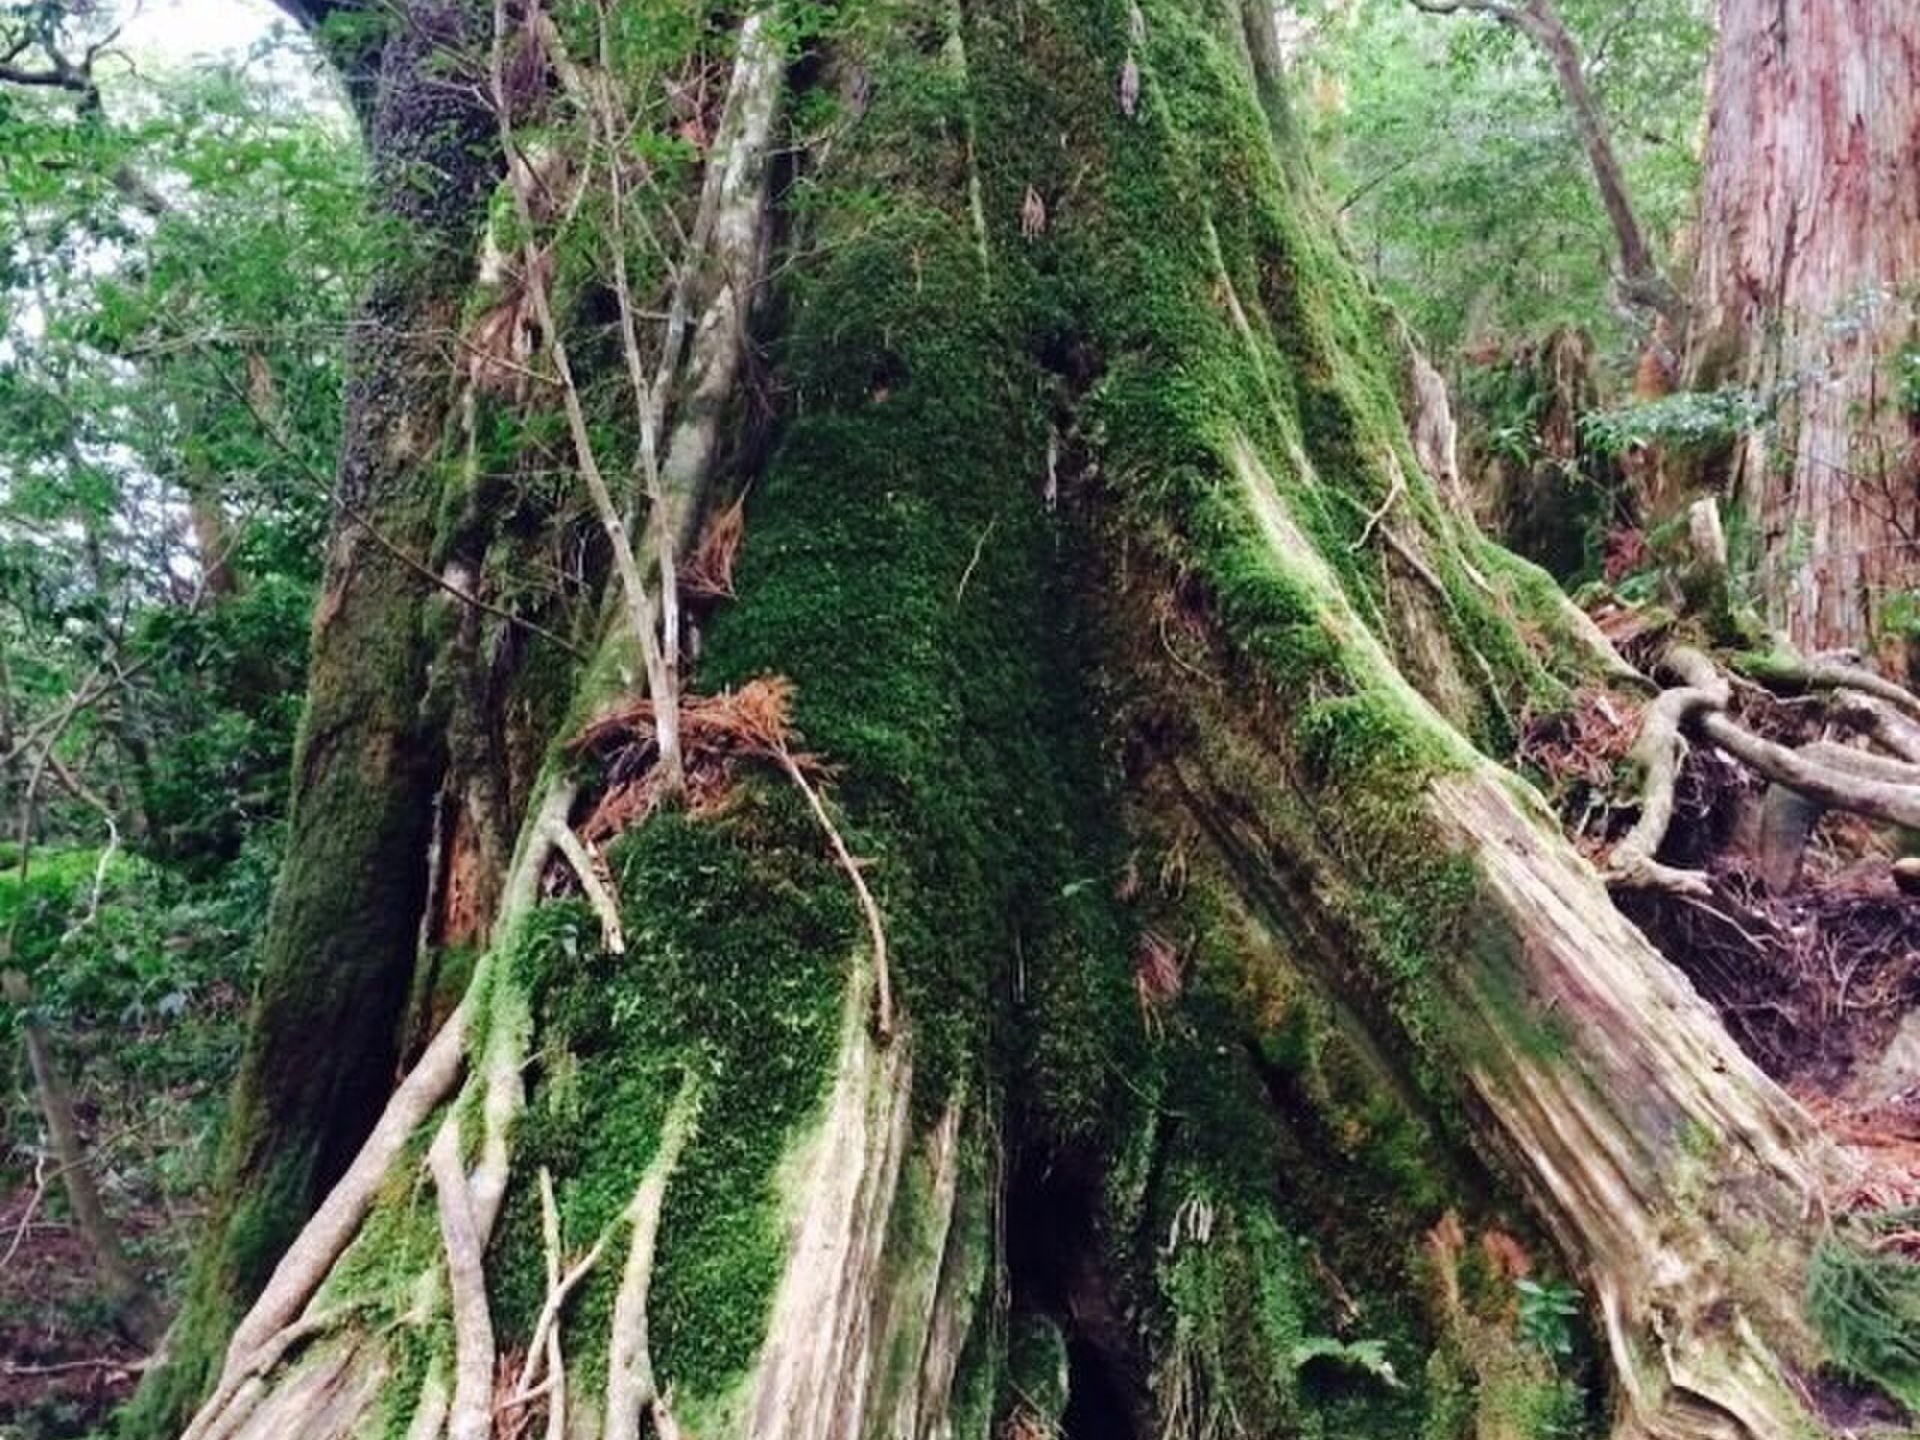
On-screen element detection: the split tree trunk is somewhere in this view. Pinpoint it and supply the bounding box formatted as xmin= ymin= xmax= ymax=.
xmin=133 ymin=2 xmax=1853 ymax=1438
xmin=1685 ymin=0 xmax=1920 ymax=660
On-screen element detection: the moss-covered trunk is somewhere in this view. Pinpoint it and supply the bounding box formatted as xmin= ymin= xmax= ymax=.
xmin=123 ymin=5 xmax=499 ymax=1429
xmin=134 ymin=1 xmax=1849 ymax=1438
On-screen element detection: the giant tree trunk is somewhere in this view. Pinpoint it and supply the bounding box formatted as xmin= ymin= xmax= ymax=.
xmin=132 ymin=2 xmax=1852 ymax=1438
xmin=1684 ymin=0 xmax=1920 ymax=660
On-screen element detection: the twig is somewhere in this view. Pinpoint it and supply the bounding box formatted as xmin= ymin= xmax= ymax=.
xmin=512 ymin=1172 xmax=614 ymax=1405
xmin=491 ymin=0 xmax=683 ymax=791
xmin=1351 ymin=465 xmax=1406 ymax=552
xmin=0 ymin=1152 xmax=47 ymax=1270
xmin=2 ymin=1354 xmax=142 ymax=1377
xmin=955 ymin=519 xmax=997 ymax=602
xmin=778 ymin=751 xmax=894 ymax=1043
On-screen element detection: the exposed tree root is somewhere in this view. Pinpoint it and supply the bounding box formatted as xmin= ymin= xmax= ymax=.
xmin=1608 ymin=650 xmax=1730 ymax=895
xmin=204 ymin=1001 xmax=469 ymax=1399
xmin=1611 ymin=641 xmax=1920 ymax=894
xmin=1699 ymin=712 xmax=1920 ymax=831
xmin=512 ymin=1169 xmax=611 ymax=1413
xmin=1830 ymin=691 xmax=1920 ymax=764
xmin=1739 ymin=649 xmax=1920 ymax=727
xmin=428 ymin=1119 xmax=496 ymax=1440
xmin=606 ymin=1079 xmax=698 ymax=1440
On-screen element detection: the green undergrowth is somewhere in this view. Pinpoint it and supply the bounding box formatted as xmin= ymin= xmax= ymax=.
xmin=1806 ymin=1223 xmax=1920 ymax=1415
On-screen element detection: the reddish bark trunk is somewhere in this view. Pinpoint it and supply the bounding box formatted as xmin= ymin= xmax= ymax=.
xmin=1686 ymin=0 xmax=1920 ymax=660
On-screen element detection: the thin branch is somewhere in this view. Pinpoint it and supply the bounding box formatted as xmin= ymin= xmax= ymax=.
xmin=779 ymin=751 xmax=894 ymax=1044
xmin=490 ymin=0 xmax=682 ymax=789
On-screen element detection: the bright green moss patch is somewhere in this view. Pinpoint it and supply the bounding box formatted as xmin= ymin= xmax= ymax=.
xmin=500 ymin=811 xmax=848 ymax=1400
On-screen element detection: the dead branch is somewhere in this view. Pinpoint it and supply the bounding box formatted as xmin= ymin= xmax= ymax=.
xmin=489 ymin=0 xmax=684 ymax=794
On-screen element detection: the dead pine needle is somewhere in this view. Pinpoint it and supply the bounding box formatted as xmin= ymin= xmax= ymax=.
xmin=570 ymin=676 xmax=895 ymax=1041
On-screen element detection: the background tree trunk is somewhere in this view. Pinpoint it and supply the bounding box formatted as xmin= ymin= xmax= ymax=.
xmin=131 ymin=2 xmax=1855 ymax=1438
xmin=1685 ymin=0 xmax=1920 ymax=662
xmin=119 ymin=5 xmax=500 ymax=1429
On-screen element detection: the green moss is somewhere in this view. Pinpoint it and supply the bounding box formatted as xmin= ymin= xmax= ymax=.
xmin=1806 ymin=1224 xmax=1920 ymax=1412
xmin=1002 ymin=1311 xmax=1070 ymax=1426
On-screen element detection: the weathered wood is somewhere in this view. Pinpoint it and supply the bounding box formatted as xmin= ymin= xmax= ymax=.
xmin=1686 ymin=0 xmax=1920 ymax=657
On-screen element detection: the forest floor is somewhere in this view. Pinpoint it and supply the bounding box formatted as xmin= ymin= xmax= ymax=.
xmin=0 ymin=990 xmax=244 ymax=1439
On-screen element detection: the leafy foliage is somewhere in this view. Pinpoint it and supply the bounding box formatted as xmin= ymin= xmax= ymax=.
xmin=0 ymin=9 xmax=364 ymax=1430
xmin=1514 ymin=1276 xmax=1582 ymax=1358
xmin=1806 ymin=1225 xmax=1920 ymax=1410
xmin=1291 ymin=1333 xmax=1405 ymax=1389
xmin=1578 ymin=387 xmax=1772 ymax=457
xmin=1288 ymin=0 xmax=1710 ymax=352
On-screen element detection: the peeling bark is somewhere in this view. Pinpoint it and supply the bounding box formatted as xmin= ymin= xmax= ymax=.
xmin=1685 ymin=0 xmax=1920 ymax=658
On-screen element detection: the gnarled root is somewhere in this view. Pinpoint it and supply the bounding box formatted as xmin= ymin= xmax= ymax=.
xmin=1607 ymin=651 xmax=1730 ymax=896
xmin=1610 ymin=643 xmax=1920 ymax=895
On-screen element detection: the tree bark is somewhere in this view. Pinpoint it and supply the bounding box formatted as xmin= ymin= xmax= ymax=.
xmin=120 ymin=4 xmax=501 ymax=1429
xmin=1685 ymin=0 xmax=1920 ymax=660
xmin=134 ymin=2 xmax=1857 ymax=1438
